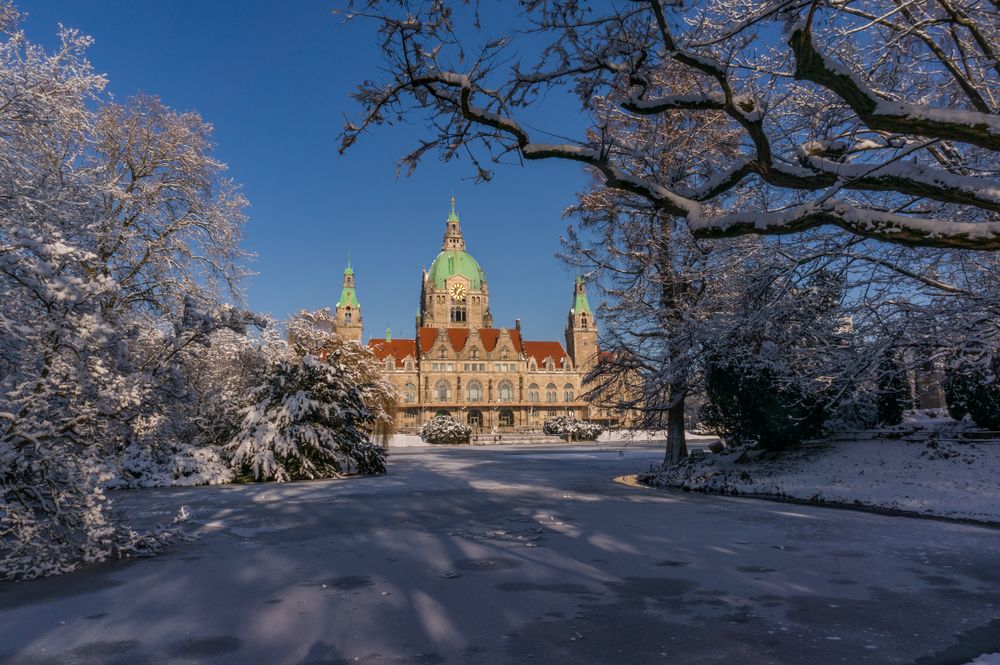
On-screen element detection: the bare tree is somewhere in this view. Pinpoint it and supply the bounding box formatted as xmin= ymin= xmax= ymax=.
xmin=341 ymin=0 xmax=1000 ymax=250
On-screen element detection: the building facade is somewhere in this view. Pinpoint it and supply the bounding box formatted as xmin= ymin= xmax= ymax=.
xmin=338 ymin=199 xmax=621 ymax=433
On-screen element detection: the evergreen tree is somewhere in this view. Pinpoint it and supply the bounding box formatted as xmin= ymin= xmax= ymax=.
xmin=226 ymin=355 xmax=386 ymax=482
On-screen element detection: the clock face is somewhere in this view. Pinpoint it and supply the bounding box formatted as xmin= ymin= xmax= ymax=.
xmin=450 ymin=283 xmax=468 ymax=301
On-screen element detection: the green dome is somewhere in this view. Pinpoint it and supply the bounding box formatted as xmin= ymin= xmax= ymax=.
xmin=429 ymin=250 xmax=484 ymax=290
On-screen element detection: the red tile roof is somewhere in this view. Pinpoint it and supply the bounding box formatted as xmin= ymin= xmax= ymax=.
xmin=383 ymin=328 xmax=569 ymax=368
xmin=368 ymin=338 xmax=416 ymax=368
xmin=418 ymin=327 xmax=522 ymax=354
xmin=523 ymin=340 xmax=569 ymax=369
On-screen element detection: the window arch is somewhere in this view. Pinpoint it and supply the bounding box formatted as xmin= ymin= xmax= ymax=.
xmin=468 ymin=409 xmax=483 ymax=428
xmin=498 ymin=380 xmax=514 ymax=402
xmin=563 ymin=382 xmax=574 ymax=402
xmin=467 ymin=380 xmax=483 ymax=401
xmin=499 ymin=409 xmax=514 ymax=428
xmin=435 ymin=379 xmax=451 ymax=402
xmin=344 ymin=308 xmax=352 ymax=324
xmin=528 ymin=383 xmax=539 ymax=402
xmin=450 ymin=305 xmax=467 ymax=323
xmin=545 ymin=383 xmax=557 ymax=403
xmin=403 ymin=383 xmax=416 ymax=404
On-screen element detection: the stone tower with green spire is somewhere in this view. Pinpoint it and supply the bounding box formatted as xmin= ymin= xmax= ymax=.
xmin=565 ymin=276 xmax=597 ymax=372
xmin=335 ymin=259 xmax=363 ymax=343
xmin=422 ymin=197 xmax=492 ymax=329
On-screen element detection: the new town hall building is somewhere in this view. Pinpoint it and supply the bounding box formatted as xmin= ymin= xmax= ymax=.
xmin=332 ymin=200 xmax=618 ymax=433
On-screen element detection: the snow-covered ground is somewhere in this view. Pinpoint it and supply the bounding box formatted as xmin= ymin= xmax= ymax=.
xmin=643 ymin=435 xmax=1000 ymax=523
xmin=968 ymin=654 xmax=1000 ymax=665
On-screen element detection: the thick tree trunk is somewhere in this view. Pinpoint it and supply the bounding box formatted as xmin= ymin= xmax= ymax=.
xmin=663 ymin=392 xmax=688 ymax=467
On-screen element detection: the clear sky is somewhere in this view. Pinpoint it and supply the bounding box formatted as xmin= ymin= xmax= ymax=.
xmin=18 ymin=1 xmax=594 ymax=344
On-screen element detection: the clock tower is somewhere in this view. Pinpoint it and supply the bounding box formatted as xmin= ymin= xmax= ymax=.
xmin=421 ymin=198 xmax=492 ymax=329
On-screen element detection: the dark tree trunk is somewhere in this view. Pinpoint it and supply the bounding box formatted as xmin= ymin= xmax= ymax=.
xmin=662 ymin=390 xmax=688 ymax=466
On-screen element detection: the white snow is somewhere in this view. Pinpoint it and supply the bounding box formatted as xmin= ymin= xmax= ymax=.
xmin=644 ymin=434 xmax=1000 ymax=523
xmin=387 ymin=434 xmax=428 ymax=448
xmin=966 ymin=654 xmax=1000 ymax=665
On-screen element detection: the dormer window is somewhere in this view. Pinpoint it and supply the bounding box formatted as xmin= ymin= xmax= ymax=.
xmin=471 ymin=348 xmax=479 ymax=359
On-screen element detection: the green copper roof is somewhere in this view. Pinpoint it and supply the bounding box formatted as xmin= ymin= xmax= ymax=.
xmin=447 ymin=196 xmax=459 ymax=223
xmin=344 ymin=256 xmax=354 ymax=276
xmin=572 ymin=276 xmax=593 ymax=315
xmin=385 ymin=326 xmax=392 ymax=342
xmin=337 ymin=286 xmax=359 ymax=309
xmin=429 ymin=250 xmax=484 ymax=290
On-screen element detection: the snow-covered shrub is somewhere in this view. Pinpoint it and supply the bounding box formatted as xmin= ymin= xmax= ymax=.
xmin=226 ymin=354 xmax=386 ymax=481
xmin=944 ymin=350 xmax=1000 ymax=429
xmin=543 ymin=416 xmax=603 ymax=441
xmin=420 ymin=416 xmax=471 ymax=444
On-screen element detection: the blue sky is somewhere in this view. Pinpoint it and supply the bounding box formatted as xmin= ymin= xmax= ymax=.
xmin=19 ymin=1 xmax=594 ymax=343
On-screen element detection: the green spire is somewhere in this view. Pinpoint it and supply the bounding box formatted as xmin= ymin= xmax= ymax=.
xmin=337 ymin=258 xmax=359 ymax=309
xmin=385 ymin=326 xmax=392 ymax=342
xmin=571 ymin=276 xmax=593 ymax=316
xmin=447 ymin=195 xmax=459 ymax=222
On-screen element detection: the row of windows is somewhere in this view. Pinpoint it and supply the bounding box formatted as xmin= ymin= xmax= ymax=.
xmin=400 ymin=381 xmax=576 ymax=403
xmin=402 ymin=408 xmax=564 ymax=424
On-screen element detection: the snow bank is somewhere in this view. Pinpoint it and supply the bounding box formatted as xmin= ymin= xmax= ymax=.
xmin=387 ymin=434 xmax=428 ymax=448
xmin=966 ymin=654 xmax=1000 ymax=665
xmin=642 ymin=437 xmax=1000 ymax=523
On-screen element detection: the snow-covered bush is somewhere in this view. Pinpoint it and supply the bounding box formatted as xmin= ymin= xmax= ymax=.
xmin=226 ymin=355 xmax=386 ymax=481
xmin=420 ymin=416 xmax=471 ymax=444
xmin=944 ymin=351 xmax=1000 ymax=429
xmin=543 ymin=416 xmax=603 ymax=441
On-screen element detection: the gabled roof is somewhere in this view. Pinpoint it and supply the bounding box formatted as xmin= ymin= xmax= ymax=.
xmin=523 ymin=340 xmax=569 ymax=369
xmin=368 ymin=338 xmax=416 ymax=368
xmin=419 ymin=327 xmax=522 ymax=354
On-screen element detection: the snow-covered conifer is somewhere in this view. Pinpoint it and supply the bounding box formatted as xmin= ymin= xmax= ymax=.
xmin=226 ymin=355 xmax=386 ymax=481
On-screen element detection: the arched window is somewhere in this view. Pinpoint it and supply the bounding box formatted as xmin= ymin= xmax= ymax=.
xmin=499 ymin=409 xmax=514 ymax=428
xmin=498 ymin=380 xmax=513 ymax=402
xmin=435 ymin=379 xmax=450 ymax=402
xmin=468 ymin=410 xmax=483 ymax=428
xmin=450 ymin=306 xmax=467 ymax=323
xmin=385 ymin=357 xmax=394 ymax=370
xmin=581 ymin=313 xmax=587 ymax=328
xmin=344 ymin=308 xmax=352 ymax=324
xmin=529 ymin=359 xmax=537 ymax=371
xmin=403 ymin=383 xmax=416 ymax=404
xmin=467 ymin=380 xmax=483 ymax=401
xmin=545 ymin=358 xmax=555 ymax=371
xmin=528 ymin=383 xmax=539 ymax=402
xmin=471 ymin=348 xmax=479 ymax=359
xmin=563 ymin=383 xmax=574 ymax=402
xmin=545 ymin=383 xmax=557 ymax=403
